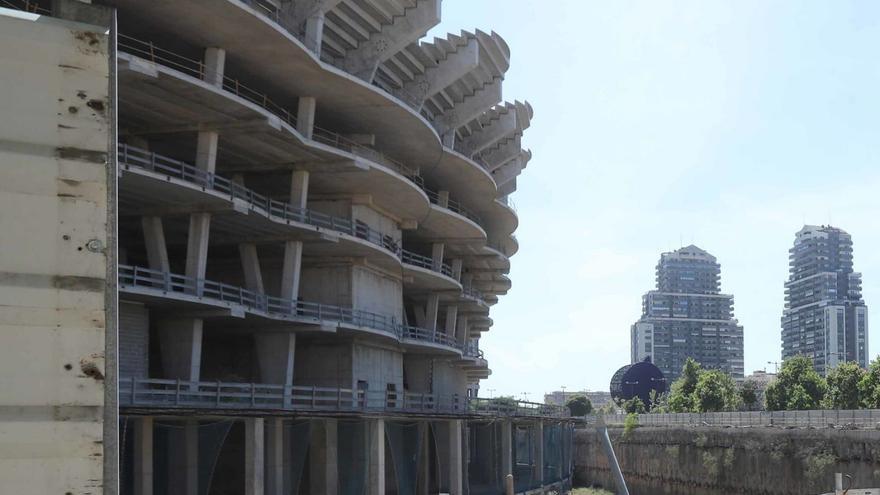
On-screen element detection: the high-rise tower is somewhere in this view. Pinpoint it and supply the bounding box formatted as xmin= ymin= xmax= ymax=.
xmin=632 ymin=245 xmax=745 ymax=380
xmin=781 ymin=225 xmax=869 ymax=374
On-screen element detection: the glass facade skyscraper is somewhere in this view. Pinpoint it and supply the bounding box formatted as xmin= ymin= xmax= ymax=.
xmin=781 ymin=225 xmax=869 ymax=375
xmin=631 ymin=245 xmax=745 ymax=381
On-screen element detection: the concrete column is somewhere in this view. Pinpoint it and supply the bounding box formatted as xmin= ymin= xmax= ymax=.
xmin=195 ymin=131 xmax=219 ymax=174
xmin=449 ymin=419 xmax=463 ymax=495
xmin=157 ymin=318 xmax=203 ymax=382
xmin=133 ymin=417 xmax=153 ymax=495
xmin=455 ymin=314 xmax=469 ymax=343
xmin=185 ymin=419 xmax=199 ymax=495
xmin=203 ymin=47 xmax=226 ymax=88
xmin=417 ymin=422 xmax=430 ymax=495
xmin=304 ymin=11 xmax=325 ymax=54
xmin=245 ymin=418 xmax=265 ymax=495
xmin=289 ymin=170 xmax=310 ymax=210
xmin=368 ymin=419 xmax=385 ymax=495
xmin=239 ymin=243 xmax=265 ymax=293
xmin=451 ymin=259 xmax=463 ymax=282
xmin=141 ymin=216 xmax=169 ymax=272
xmin=280 ymin=240 xmax=304 ymax=302
xmin=462 ymin=273 xmax=474 ymax=290
xmin=426 ymin=294 xmax=440 ymax=332
xmin=185 ymin=212 xmax=211 ymax=287
xmin=255 ymin=332 xmax=296 ymax=386
xmin=297 ymin=96 xmax=316 ymax=140
xmin=445 ymin=305 xmax=458 ymax=337
xmin=431 ymin=243 xmax=445 ymax=272
xmin=437 ymin=190 xmax=450 ymax=208
xmin=265 ymin=418 xmax=286 ymax=495
xmin=501 ymin=420 xmax=513 ymax=480
xmin=309 ymin=419 xmax=338 ymax=495
xmin=534 ymin=421 xmax=544 ymax=487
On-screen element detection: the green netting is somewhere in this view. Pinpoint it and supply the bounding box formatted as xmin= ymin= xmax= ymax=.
xmin=338 ymin=419 xmax=369 ymax=495
xmin=513 ymin=425 xmax=534 ymax=492
xmin=149 ymin=419 xmax=231 ymax=495
xmin=199 ymin=420 xmax=235 ymax=495
xmin=285 ymin=420 xmax=311 ymax=495
xmin=385 ymin=421 xmax=422 ymax=495
xmin=543 ymin=423 xmax=563 ymax=483
xmin=467 ymin=421 xmax=503 ymax=495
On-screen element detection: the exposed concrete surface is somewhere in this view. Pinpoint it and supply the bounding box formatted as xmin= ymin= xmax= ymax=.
xmin=574 ymin=426 xmax=880 ymax=495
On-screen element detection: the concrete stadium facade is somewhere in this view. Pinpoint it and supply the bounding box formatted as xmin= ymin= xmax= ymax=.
xmin=0 ymin=1 xmax=572 ymax=494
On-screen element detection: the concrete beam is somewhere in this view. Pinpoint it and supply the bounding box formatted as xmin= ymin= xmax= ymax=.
xmin=310 ymin=419 xmax=338 ymax=495
xmin=141 ymin=216 xmax=170 ymax=272
xmin=244 ymin=418 xmax=265 ymax=495
xmin=435 ymin=79 xmax=503 ymax=137
xmin=368 ymin=418 xmax=385 ymax=495
xmin=459 ymin=109 xmax=517 ymax=155
xmin=393 ymin=37 xmax=479 ymax=110
xmin=255 ymin=332 xmax=296 ymax=386
xmin=342 ymin=0 xmax=441 ymax=82
xmin=239 ymin=243 xmax=265 ymax=293
xmin=133 ymin=417 xmax=153 ymax=495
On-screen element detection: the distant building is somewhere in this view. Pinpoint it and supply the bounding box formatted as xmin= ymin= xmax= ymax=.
xmin=545 ymin=390 xmax=613 ymax=410
xmin=781 ymin=225 xmax=869 ymax=375
xmin=743 ymin=370 xmax=777 ymax=410
xmin=631 ymin=245 xmax=745 ymax=381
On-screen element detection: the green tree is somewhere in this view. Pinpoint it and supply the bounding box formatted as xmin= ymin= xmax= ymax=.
xmin=739 ymin=380 xmax=759 ymax=411
xmin=649 ymin=390 xmax=669 ymax=413
xmin=693 ymin=369 xmax=741 ymax=412
xmin=565 ymin=395 xmax=593 ymax=416
xmin=667 ymin=358 xmax=702 ymax=412
xmin=764 ymin=355 xmax=827 ymax=411
xmin=824 ymin=361 xmax=865 ymax=409
xmin=621 ymin=397 xmax=646 ymax=414
xmin=859 ymin=356 xmax=880 ymax=408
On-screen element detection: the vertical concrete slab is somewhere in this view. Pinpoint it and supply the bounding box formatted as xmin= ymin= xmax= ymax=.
xmin=281 ymin=240 xmax=304 ymax=301
xmin=203 ymin=47 xmax=226 ymax=88
xmin=265 ymin=418 xmax=285 ymax=495
xmin=297 ymin=96 xmax=316 ymax=139
xmin=534 ymin=421 xmax=544 ymax=488
xmin=185 ymin=419 xmax=199 ymax=495
xmin=309 ymin=418 xmax=338 ymax=495
xmin=451 ymin=259 xmax=463 ymax=282
xmin=239 ymin=243 xmax=265 ymax=293
xmin=185 ymin=212 xmax=211 ymax=283
xmin=431 ymin=243 xmax=445 ymax=271
xmin=289 ymin=170 xmax=310 ymax=210
xmin=449 ymin=419 xmax=463 ymax=495
xmin=141 ymin=216 xmax=169 ymax=272
xmin=426 ymin=294 xmax=440 ymax=332
xmin=245 ymin=418 xmax=265 ymax=495
xmin=445 ymin=305 xmax=458 ymax=337
xmin=501 ymin=420 xmax=513 ymax=480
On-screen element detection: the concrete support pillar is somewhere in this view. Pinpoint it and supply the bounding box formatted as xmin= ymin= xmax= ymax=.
xmin=451 ymin=259 xmax=463 ymax=282
xmin=449 ymin=419 xmax=463 ymax=495
xmin=297 ymin=96 xmax=316 ymax=140
xmin=203 ymin=47 xmax=226 ymax=88
xmin=534 ymin=421 xmax=544 ymax=487
xmin=417 ymin=422 xmax=430 ymax=495
xmin=255 ymin=332 xmax=296 ymax=387
xmin=309 ymin=419 xmax=338 ymax=495
xmin=265 ymin=418 xmax=286 ymax=495
xmin=289 ymin=170 xmax=310 ymax=210
xmin=437 ymin=190 xmax=450 ymax=208
xmin=185 ymin=212 xmax=211 ymax=285
xmin=431 ymin=243 xmax=445 ymax=272
xmin=368 ymin=418 xmax=385 ymax=495
xmin=239 ymin=243 xmax=265 ymax=293
xmin=280 ymin=240 xmax=304 ymax=302
xmin=501 ymin=420 xmax=513 ymax=480
xmin=304 ymin=11 xmax=326 ymax=54
xmin=455 ymin=314 xmax=469 ymax=343
xmin=462 ymin=273 xmax=474 ymax=290
xmin=445 ymin=305 xmax=458 ymax=337
xmin=195 ymin=131 xmax=219 ymax=174
xmin=133 ymin=417 xmax=154 ymax=495
xmin=426 ymin=294 xmax=440 ymax=332
xmin=141 ymin=216 xmax=169 ymax=272
xmin=158 ymin=318 xmax=203 ymax=382
xmin=184 ymin=419 xmax=199 ymax=495
xmin=245 ymin=418 xmax=265 ymax=495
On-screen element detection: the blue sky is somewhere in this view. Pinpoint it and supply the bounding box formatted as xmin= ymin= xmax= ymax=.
xmin=430 ymin=1 xmax=880 ymax=400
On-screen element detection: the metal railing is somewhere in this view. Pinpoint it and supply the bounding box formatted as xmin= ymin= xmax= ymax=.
xmin=587 ymin=409 xmax=880 ymax=429
xmin=422 ymin=187 xmax=482 ymax=226
xmin=462 ymin=286 xmax=486 ymax=303
xmin=119 ymin=265 xmax=461 ymax=350
xmin=0 ymin=0 xmax=48 ymax=14
xmin=120 ymin=145 xmax=473 ymax=281
xmin=119 ymin=377 xmax=570 ymax=419
xmin=120 ymin=377 xmax=465 ymax=413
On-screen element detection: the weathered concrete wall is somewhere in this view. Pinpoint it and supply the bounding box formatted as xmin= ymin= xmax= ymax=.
xmin=0 ymin=8 xmax=113 ymax=494
xmin=574 ymin=426 xmax=880 ymax=495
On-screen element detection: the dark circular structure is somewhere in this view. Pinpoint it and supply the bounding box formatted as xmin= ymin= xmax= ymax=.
xmin=609 ymin=359 xmax=667 ymax=408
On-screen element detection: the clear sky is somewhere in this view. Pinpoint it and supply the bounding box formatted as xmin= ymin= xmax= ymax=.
xmin=428 ymin=1 xmax=880 ymax=401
